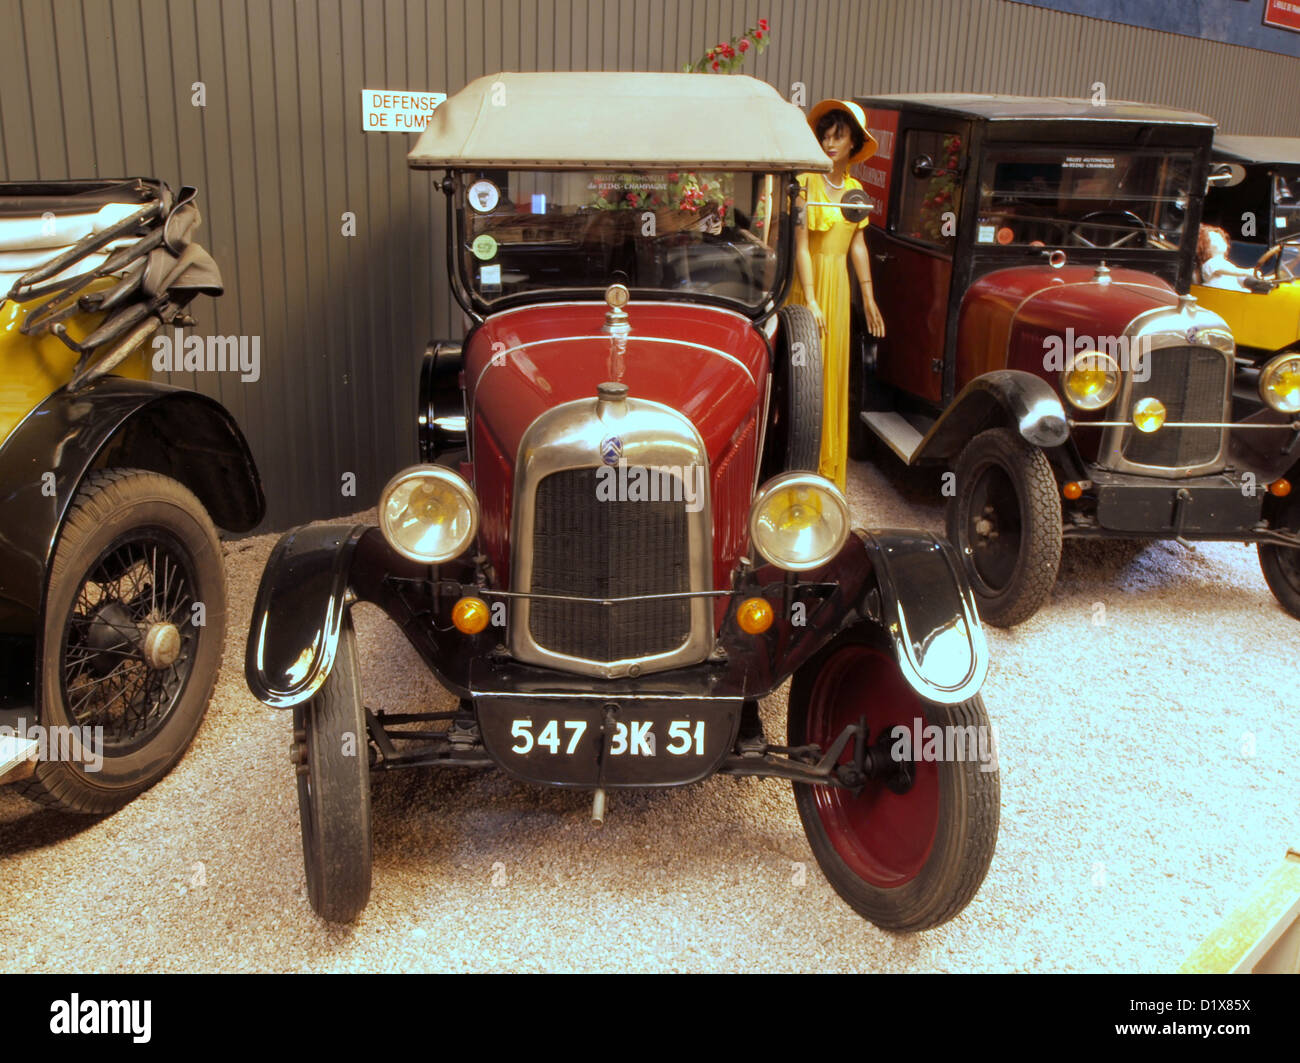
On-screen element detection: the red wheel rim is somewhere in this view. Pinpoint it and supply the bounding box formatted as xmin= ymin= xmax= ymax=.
xmin=804 ymin=645 xmax=940 ymax=887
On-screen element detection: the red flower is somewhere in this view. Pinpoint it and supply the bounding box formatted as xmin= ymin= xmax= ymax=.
xmin=628 ymin=193 xmax=640 ymax=206
xmin=711 ymin=59 xmax=720 ymax=70
xmin=722 ymin=43 xmax=734 ymax=58
xmin=667 ymin=172 xmax=679 ymax=180
xmin=755 ymin=29 xmax=763 ymax=40
xmin=758 ymin=18 xmax=769 ymax=31
xmin=739 ymin=38 xmax=750 ymax=52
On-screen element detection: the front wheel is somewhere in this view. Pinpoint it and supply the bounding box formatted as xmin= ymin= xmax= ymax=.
xmin=947 ymin=427 xmax=1062 ymax=627
xmin=20 ymin=468 xmax=225 ymax=813
xmin=788 ymin=627 xmax=999 ymax=931
xmin=293 ymin=615 xmax=372 ymax=922
xmin=1259 ymin=542 xmax=1300 ymax=620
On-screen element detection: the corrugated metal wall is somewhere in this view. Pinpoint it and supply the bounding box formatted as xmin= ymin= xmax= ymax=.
xmin=2 ymin=0 xmax=1297 ymax=531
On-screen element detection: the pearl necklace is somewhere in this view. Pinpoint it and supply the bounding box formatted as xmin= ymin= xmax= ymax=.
xmin=824 ymin=173 xmax=846 ymax=189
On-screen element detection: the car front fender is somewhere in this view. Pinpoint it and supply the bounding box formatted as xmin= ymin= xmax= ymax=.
xmin=854 ymin=529 xmax=988 ymax=705
xmin=245 ymin=523 xmax=371 ymax=708
xmin=912 ymin=370 xmax=1072 ymax=466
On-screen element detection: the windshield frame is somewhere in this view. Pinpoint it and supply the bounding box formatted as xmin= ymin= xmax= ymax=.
xmin=442 ymin=168 xmax=799 ymax=324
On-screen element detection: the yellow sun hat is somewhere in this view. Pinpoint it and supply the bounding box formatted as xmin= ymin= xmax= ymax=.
xmin=807 ymin=99 xmax=879 ymax=165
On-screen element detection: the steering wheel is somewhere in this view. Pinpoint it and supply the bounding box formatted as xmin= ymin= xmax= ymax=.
xmin=1255 ymin=238 xmax=1300 ymax=281
xmin=1069 ymin=210 xmax=1149 ymax=249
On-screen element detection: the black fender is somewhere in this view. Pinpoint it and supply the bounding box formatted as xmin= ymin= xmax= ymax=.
xmin=245 ymin=524 xmax=370 ymax=708
xmin=0 ymin=377 xmax=264 ymax=707
xmin=723 ymin=529 xmax=988 ymax=706
xmin=852 ymin=529 xmax=988 ymax=705
xmin=245 ymin=523 xmax=486 ymax=707
xmin=911 ymin=370 xmax=1082 ymax=478
xmin=418 ymin=340 xmax=466 ymax=462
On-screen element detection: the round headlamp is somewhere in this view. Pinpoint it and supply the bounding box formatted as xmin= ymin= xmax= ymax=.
xmin=1132 ymin=397 xmax=1167 ymax=434
xmin=748 ymin=473 xmax=850 ymax=572
xmin=1061 ymin=350 xmax=1120 ymax=410
xmin=1259 ymin=352 xmax=1300 ymax=415
xmin=379 ymin=465 xmax=479 ymax=564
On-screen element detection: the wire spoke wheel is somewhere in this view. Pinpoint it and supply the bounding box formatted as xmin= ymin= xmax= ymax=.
xmin=20 ymin=469 xmax=225 ymax=814
xmin=60 ymin=533 xmax=198 ymax=754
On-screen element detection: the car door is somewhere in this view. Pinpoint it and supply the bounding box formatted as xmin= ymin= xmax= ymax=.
xmin=866 ymin=121 xmax=967 ymax=405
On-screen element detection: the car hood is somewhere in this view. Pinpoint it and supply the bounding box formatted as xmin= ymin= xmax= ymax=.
xmin=464 ymin=300 xmax=767 ymax=466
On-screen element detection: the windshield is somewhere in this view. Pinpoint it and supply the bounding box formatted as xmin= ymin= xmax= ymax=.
xmin=976 ymin=148 xmax=1195 ymax=251
xmin=454 ymin=170 xmax=786 ymax=312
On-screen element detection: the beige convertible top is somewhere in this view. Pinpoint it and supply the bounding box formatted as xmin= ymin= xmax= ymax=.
xmin=408 ymin=71 xmax=831 ymax=172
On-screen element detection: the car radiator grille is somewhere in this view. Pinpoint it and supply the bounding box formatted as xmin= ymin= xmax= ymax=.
xmin=1122 ymin=346 xmax=1227 ymax=468
xmin=529 ymin=467 xmax=691 ymax=662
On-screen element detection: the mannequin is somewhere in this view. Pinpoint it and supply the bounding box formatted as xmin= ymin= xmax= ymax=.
xmin=787 ymin=99 xmax=884 ymax=491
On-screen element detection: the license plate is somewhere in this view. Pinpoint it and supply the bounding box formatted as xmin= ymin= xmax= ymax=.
xmin=475 ymin=696 xmax=742 ymax=788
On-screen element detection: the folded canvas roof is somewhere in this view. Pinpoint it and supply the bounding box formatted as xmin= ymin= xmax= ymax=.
xmin=408 ymin=71 xmax=831 ymax=172
xmin=1214 ymin=134 xmax=1300 ymax=167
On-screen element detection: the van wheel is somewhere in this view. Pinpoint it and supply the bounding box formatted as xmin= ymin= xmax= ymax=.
xmin=947 ymin=428 xmax=1062 ymax=627
xmin=17 ymin=469 xmax=225 ymax=814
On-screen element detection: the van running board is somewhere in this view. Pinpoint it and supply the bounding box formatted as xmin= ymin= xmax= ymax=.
xmin=0 ymin=734 xmax=38 ymax=785
xmin=862 ymin=411 xmax=923 ymax=463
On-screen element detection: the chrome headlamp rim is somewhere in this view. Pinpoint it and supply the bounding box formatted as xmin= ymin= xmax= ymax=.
xmin=1258 ymin=351 xmax=1300 ymax=414
xmin=1060 ymin=349 xmax=1120 ymax=411
xmin=748 ymin=471 xmax=851 ymax=572
xmin=378 ymin=464 xmax=480 ymax=564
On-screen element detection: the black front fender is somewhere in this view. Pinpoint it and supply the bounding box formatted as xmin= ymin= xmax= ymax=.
xmin=0 ymin=377 xmax=263 ymax=707
xmin=853 ymin=529 xmax=988 ymax=705
xmin=912 ymin=370 xmax=1073 ymax=468
xmin=724 ymin=529 xmax=987 ymax=705
xmin=245 ymin=524 xmax=369 ymax=708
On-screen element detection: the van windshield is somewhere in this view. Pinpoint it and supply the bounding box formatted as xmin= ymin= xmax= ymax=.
xmin=454 ymin=170 xmax=785 ymax=312
xmin=976 ymin=148 xmax=1195 ymax=251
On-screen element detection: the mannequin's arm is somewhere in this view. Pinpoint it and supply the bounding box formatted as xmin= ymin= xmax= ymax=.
xmin=793 ymin=193 xmax=826 ymax=333
xmin=850 ymin=228 xmax=885 ymax=338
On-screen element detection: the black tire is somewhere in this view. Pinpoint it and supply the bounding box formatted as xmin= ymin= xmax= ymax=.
xmin=1258 ymin=542 xmax=1300 ymax=619
xmin=788 ymin=625 xmax=999 ymax=931
xmin=1258 ymin=493 xmax=1300 ymax=619
xmin=767 ymin=303 xmax=823 ymax=475
xmin=17 ymin=468 xmax=225 ymax=814
xmin=293 ymin=615 xmax=372 ymax=922
xmin=946 ymin=427 xmax=1062 ymax=627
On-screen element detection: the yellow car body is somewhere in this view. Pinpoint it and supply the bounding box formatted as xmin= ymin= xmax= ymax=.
xmin=0 ymin=289 xmax=149 ymax=447
xmin=1193 ymin=278 xmax=1300 ymax=357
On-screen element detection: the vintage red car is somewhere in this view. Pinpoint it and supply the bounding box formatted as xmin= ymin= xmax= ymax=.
xmin=244 ymin=72 xmax=999 ymax=930
xmin=849 ymin=95 xmax=1300 ymax=626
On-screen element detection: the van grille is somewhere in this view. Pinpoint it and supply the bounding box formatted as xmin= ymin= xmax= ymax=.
xmin=1122 ymin=346 xmax=1228 ymax=469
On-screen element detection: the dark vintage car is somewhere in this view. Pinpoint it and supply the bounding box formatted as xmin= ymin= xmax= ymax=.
xmin=0 ymin=178 xmax=264 ymax=811
xmin=245 ymin=72 xmax=999 ymax=930
xmin=848 ymin=95 xmax=1300 ymax=626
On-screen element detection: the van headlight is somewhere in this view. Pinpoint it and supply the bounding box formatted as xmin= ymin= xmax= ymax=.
xmin=749 ymin=472 xmax=850 ymax=571
xmin=379 ymin=465 xmax=479 ymax=563
xmin=1061 ymin=350 xmax=1120 ymax=410
xmin=1259 ymin=352 xmax=1300 ymax=414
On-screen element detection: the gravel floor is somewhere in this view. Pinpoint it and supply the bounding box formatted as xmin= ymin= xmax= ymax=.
xmin=2 ymin=453 xmax=1297 ymax=973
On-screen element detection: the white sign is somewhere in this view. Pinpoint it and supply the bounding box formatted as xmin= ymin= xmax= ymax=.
xmin=361 ymin=89 xmax=446 ymax=133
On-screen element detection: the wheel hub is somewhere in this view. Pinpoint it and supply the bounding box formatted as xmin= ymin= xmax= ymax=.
xmin=141 ymin=622 xmax=182 ymax=669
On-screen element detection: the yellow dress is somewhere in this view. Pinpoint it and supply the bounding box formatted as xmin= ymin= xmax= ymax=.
xmin=785 ymin=171 xmax=870 ymax=492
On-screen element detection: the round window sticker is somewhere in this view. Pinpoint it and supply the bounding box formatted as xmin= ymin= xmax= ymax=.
xmin=471 ymin=234 xmax=498 ymax=261
xmin=468 ymin=180 xmax=499 ymax=213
